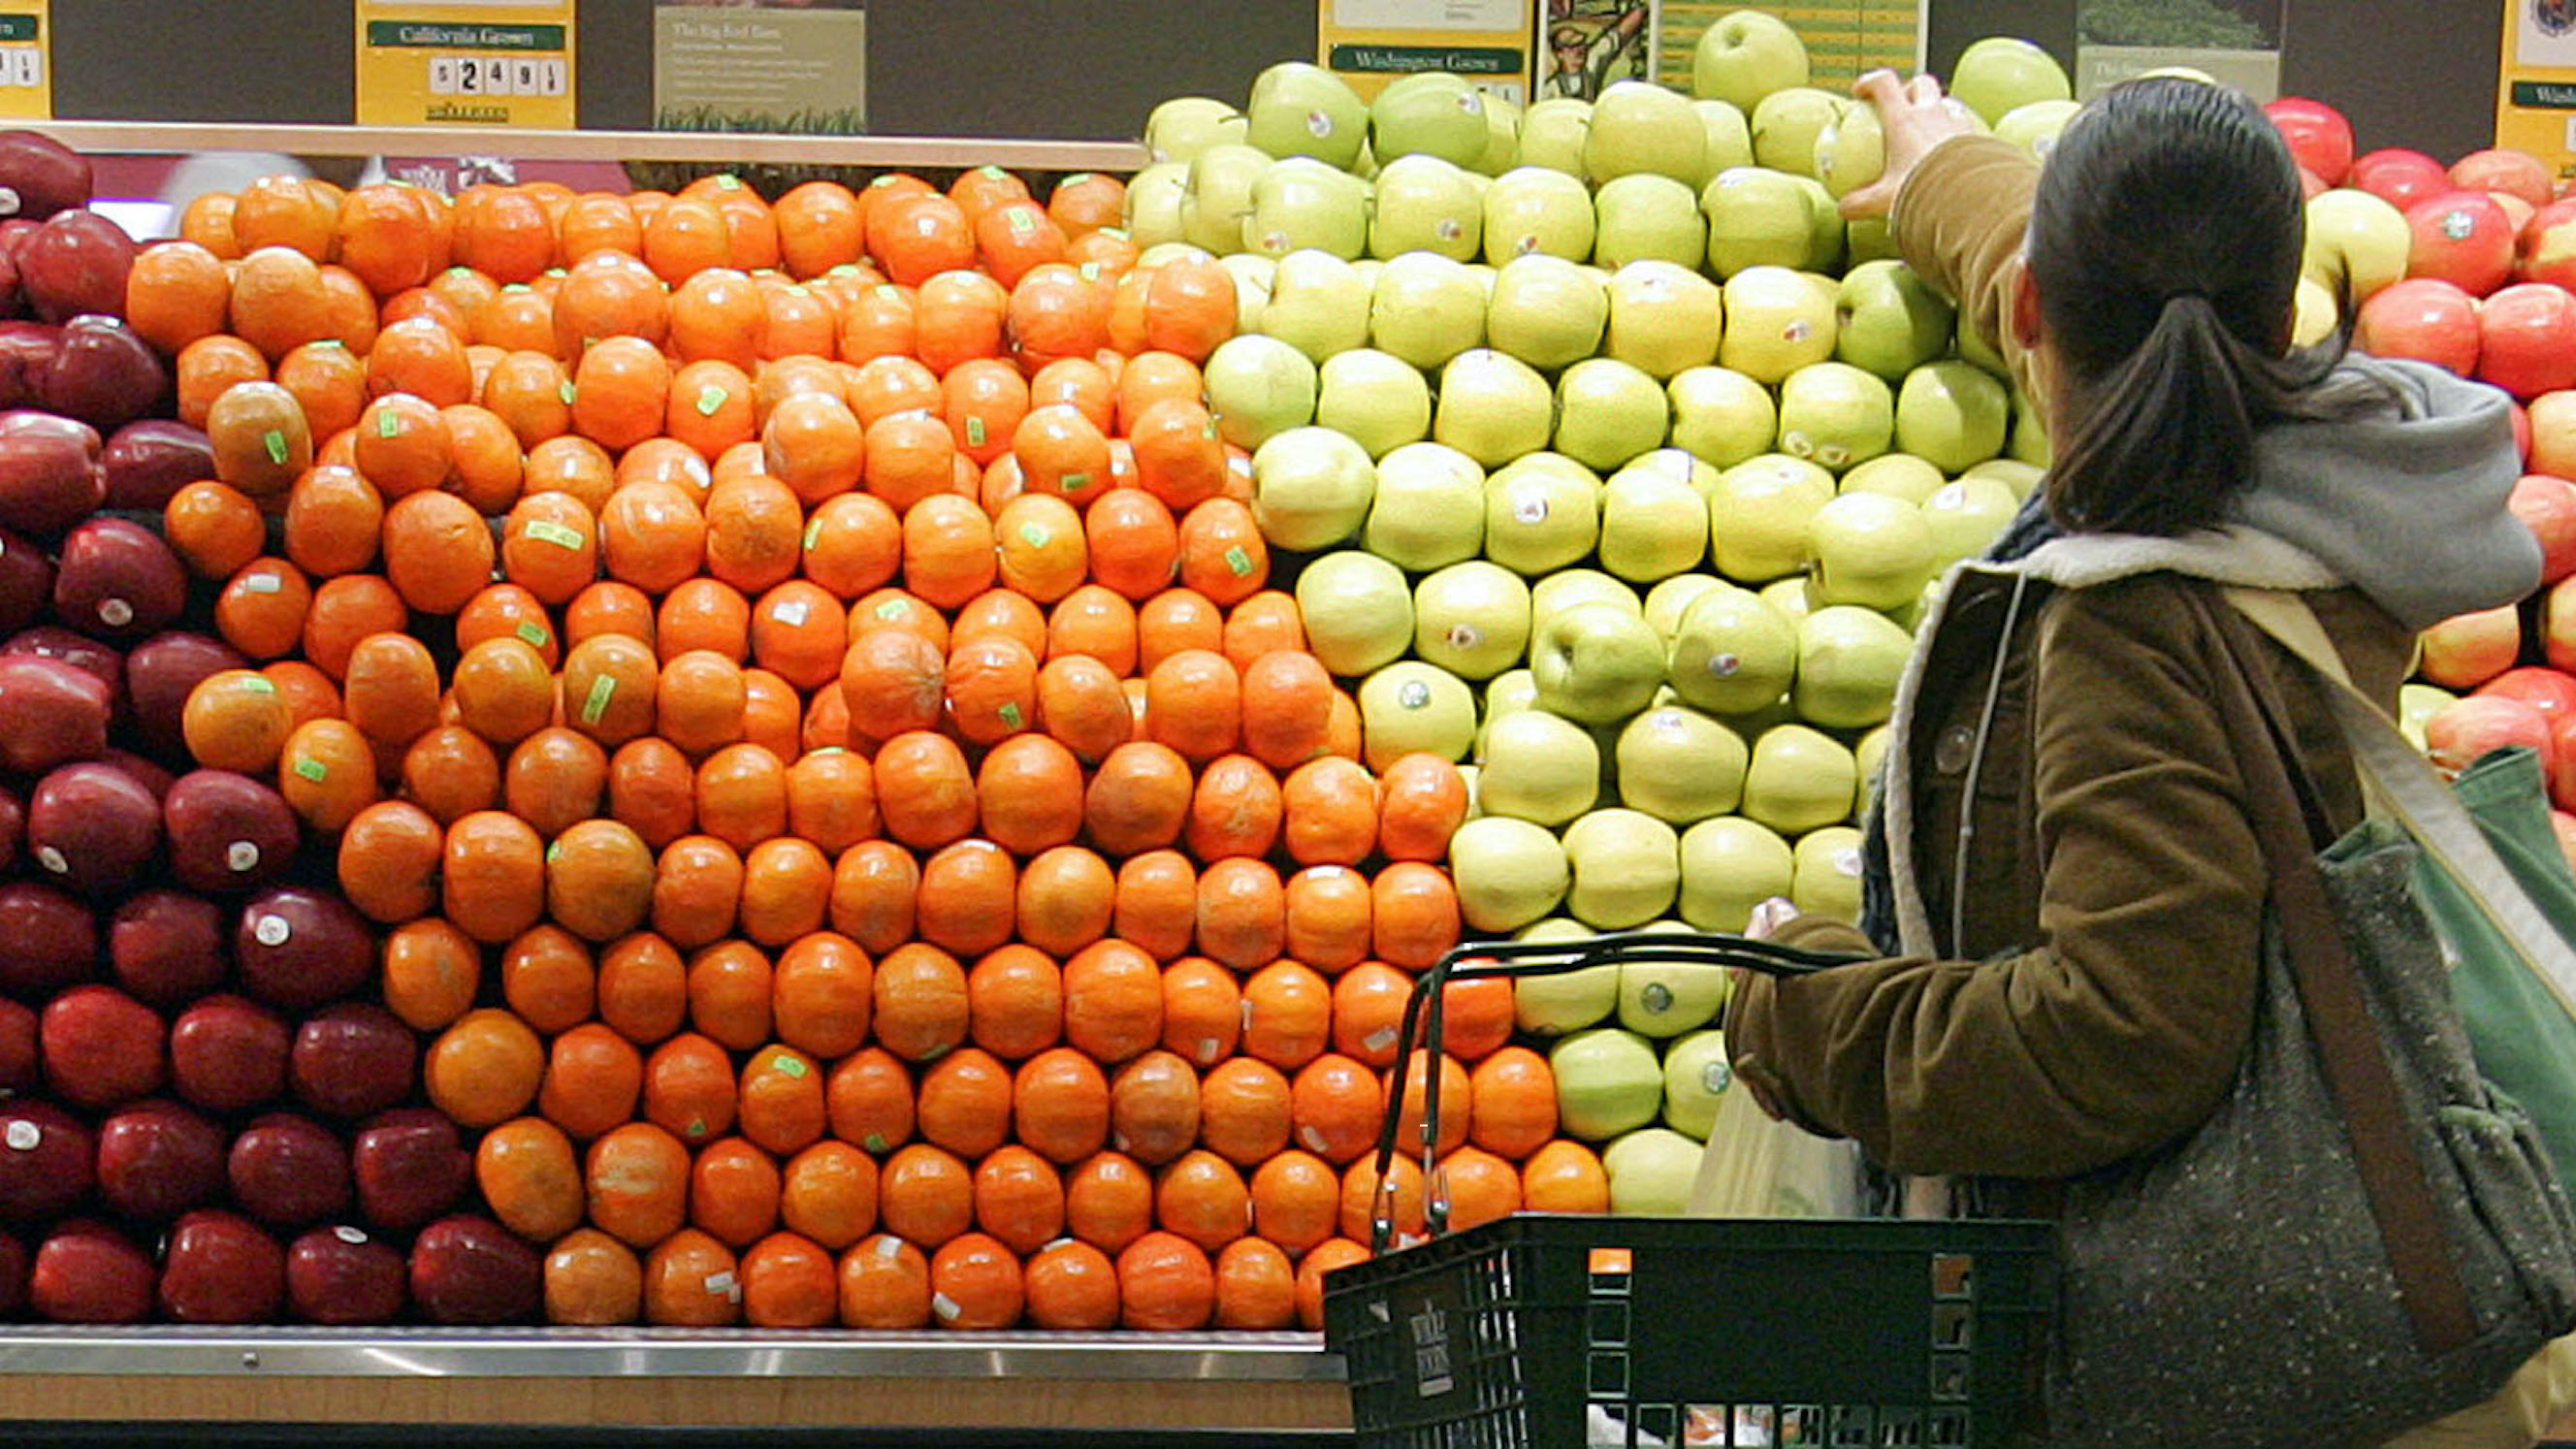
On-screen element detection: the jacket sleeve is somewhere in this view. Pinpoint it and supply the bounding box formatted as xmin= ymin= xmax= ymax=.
xmin=1723 ymin=578 xmax=2264 ymax=1178
xmin=1890 ymin=135 xmax=2045 ymax=406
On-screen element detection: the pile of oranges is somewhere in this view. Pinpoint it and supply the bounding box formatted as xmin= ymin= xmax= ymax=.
xmin=131 ymin=163 xmax=1612 ymax=1331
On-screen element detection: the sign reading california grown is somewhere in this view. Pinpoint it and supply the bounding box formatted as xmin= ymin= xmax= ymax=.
xmin=354 ymin=0 xmax=576 ymax=129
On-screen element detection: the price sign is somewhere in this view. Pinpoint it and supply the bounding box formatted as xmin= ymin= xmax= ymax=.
xmin=355 ymin=1 xmax=576 ymax=128
xmin=1318 ymin=0 xmax=1535 ymax=105
xmin=0 ymin=2 xmax=48 ymax=120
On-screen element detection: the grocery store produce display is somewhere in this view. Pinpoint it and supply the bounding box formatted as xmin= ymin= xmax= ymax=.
xmin=0 ymin=7 xmax=2570 ymax=1334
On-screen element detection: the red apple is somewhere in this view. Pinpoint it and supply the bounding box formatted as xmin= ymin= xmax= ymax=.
xmin=5 ymin=623 xmax=123 ymax=716
xmin=0 ymin=652 xmax=110 ymax=774
xmin=2523 ymin=198 xmax=2576 ymax=289
xmin=0 ymin=1101 xmax=91 ymax=1223
xmin=93 ymin=1099 xmax=226 ymax=1222
xmin=25 ymin=759 xmax=162 ymax=896
xmin=30 ymin=1220 xmax=153 ymax=1323
xmin=0 ymin=323 xmax=56 ymax=409
xmin=0 ymin=881 xmax=96 ymax=1000
xmin=101 ymin=420 xmax=213 ymax=512
xmin=163 ymin=769 xmax=298 ymax=894
xmin=2480 ymin=283 xmax=2576 ymax=401
xmin=42 ymin=314 xmax=167 ymax=433
xmin=2479 ymin=662 xmax=2576 ymax=719
xmin=2533 ymin=393 xmax=2576 ymax=480
xmin=2549 ymin=575 xmax=2576 ymax=672
xmin=0 ymin=525 xmax=48 ymax=636
xmin=286 ymin=1224 xmax=405 ymax=1325
xmin=2416 ymin=602 xmax=2526 ymax=690
xmin=42 ymin=982 xmax=164 ymax=1111
xmin=2355 ymin=276 xmax=2482 ymax=373
xmin=2510 ymin=474 xmax=2576 ymax=585
xmin=2405 ymin=191 xmax=2517 ymax=297
xmin=0 ymin=404 xmax=100 ymax=537
xmin=0 ymin=781 xmax=17 ymax=872
xmin=290 ymin=1002 xmax=416 ymax=1120
xmin=352 ymin=1108 xmax=469 ymax=1233
xmin=0 ymin=997 xmax=32 ymax=1093
xmin=236 ymin=886 xmax=375 ymax=1013
xmin=0 ymin=134 xmax=92 ymax=222
xmin=2352 ymin=148 xmax=2453 ymax=213
xmin=18 ymin=209 xmax=134 ymax=324
xmin=109 ymin=888 xmax=227 ymax=1009
xmin=2426 ymin=692 xmax=2555 ymax=776
xmin=2299 ymin=165 xmax=2329 ymax=203
xmin=409 ymin=1213 xmax=543 ymax=1326
xmin=169 ymin=994 xmax=290 ymax=1114
xmin=2266 ymin=98 xmax=2354 ymax=186
xmin=2453 ymin=148 xmax=2557 ymax=211
xmin=123 ymin=630 xmax=245 ymax=763
xmin=50 ymin=516 xmax=184 ymax=644
xmin=2550 ymin=713 xmax=2576 ymax=812
xmin=228 ymin=1112 xmax=353 ymax=1229
xmin=0 ymin=1228 xmax=25 ymax=1316
xmin=157 ymin=1208 xmax=284 ymax=1324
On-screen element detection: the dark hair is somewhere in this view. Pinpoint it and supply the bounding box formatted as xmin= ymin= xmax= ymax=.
xmin=2029 ymin=77 xmax=2382 ymax=535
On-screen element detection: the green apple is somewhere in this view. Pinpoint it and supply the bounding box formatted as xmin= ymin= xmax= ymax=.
xmin=1598 ymin=456 xmax=1709 ymax=581
xmin=1835 ymin=259 xmax=1956 ymax=380
xmin=1615 ymin=703 xmax=1749 ymax=823
xmin=1476 ymin=91 xmax=1524 ymax=176
xmin=1592 ymin=174 xmax=1705 ymax=271
xmin=1369 ymin=71 xmax=1490 ymax=168
xmin=1481 ymin=165 xmax=1596 ymax=264
xmin=1791 ymin=604 xmax=1913 ymax=728
xmin=1243 ymin=61 xmax=1368 ymax=168
xmin=1144 ymin=96 xmax=1247 ymax=165
xmin=1854 ymin=725 xmax=1890 ymax=799
xmin=1181 ymin=144 xmax=1273 ymax=255
xmin=1358 ymin=660 xmax=1477 ymax=771
xmin=1220 ymin=253 xmax=1274 ymax=332
xmin=2293 ymin=273 xmax=2339 ymax=349
xmin=1603 ymin=261 xmax=1722 ymax=379
xmin=1707 ymin=452 xmax=1833 ymax=582
xmin=1921 ymin=474 xmax=2020 ymax=567
xmin=1691 ymin=9 xmax=1810 ymax=112
xmin=1953 ymin=304 xmax=2009 ymax=378
xmin=1749 ymin=86 xmax=1841 ymax=178
xmin=1966 ymin=457 xmax=2045 ymax=502
xmin=1484 ymin=253 xmax=1608 ymax=370
xmin=1995 ymin=98 xmax=2082 ymax=159
xmin=1553 ymin=357 xmax=1670 ymax=473
xmin=1692 ymin=99 xmax=1756 ymax=185
xmin=1618 ymin=952 xmax=1727 ymax=1037
xmin=1531 ymin=602 xmax=1665 ymax=724
xmin=1807 ymin=491 xmax=1936 ymax=612
xmin=1550 ymin=1028 xmax=1663 ymax=1139
xmin=1314 ymin=348 xmax=1432 ymax=458
xmin=1481 ymin=666 xmax=1541 ymax=734
xmin=1365 ymin=441 xmax=1487 ymax=570
xmin=1414 ymin=560 xmax=1532 ymax=681
xmin=1668 ymin=366 xmax=1778 ymax=467
xmin=1243 ymin=157 xmax=1370 ymax=260
xmin=1701 ymin=165 xmax=1819 ymax=278
xmin=1810 ymin=98 xmax=1885 ymax=201
xmin=1483 ymin=452 xmax=1602 ymax=575
xmin=1585 ymin=80 xmax=1707 ymax=186
xmin=1369 ymin=153 xmax=1484 ymax=262
xmin=1477 ymin=708 xmax=1600 ymax=825
xmin=1790 ymin=824 xmax=1866 ymax=923
xmin=1350 ymin=136 xmax=1379 ymax=182
xmin=1249 ymin=423 xmax=1371 ymax=550
xmin=1122 ymin=161 xmax=1192 ymax=249
xmin=1776 ymin=361 xmax=1893 ymax=472
xmin=1794 ymin=174 xmax=1847 ymax=273
xmin=1839 ymin=452 xmax=1945 ymax=504
xmin=1895 ymin=360 xmax=2012 ymax=473
xmin=1562 ymin=808 xmax=1681 ymax=929
xmin=2009 ymin=389 xmax=2052 ymax=467
xmin=1295 ymin=550 xmax=1414 ymax=676
xmin=1662 ymin=1029 xmax=1733 ymax=1139
xmin=1202 ymin=333 xmax=1318 ymax=450
xmin=1719 ymin=266 xmax=1837 ymax=383
xmin=1679 ymin=814 xmax=1794 ymax=930
xmin=1517 ymin=97 xmax=1594 ymax=177
xmin=1949 ymin=36 xmax=2072 ymax=128
xmin=1845 ymin=215 xmax=1899 ymax=266
xmin=1604 ymin=1126 xmax=1703 ymax=1212
xmin=1757 ymin=575 xmax=1812 ymax=627
xmin=1644 ymin=573 xmax=1727 ymax=642
xmin=2303 ymin=187 xmax=2411 ymax=304
xmin=1433 ymin=348 xmax=1558 ymax=472
xmin=1369 ymin=252 xmax=1489 ymax=370
xmin=1450 ymin=815 xmax=1571 ymax=932
xmin=1515 ymin=937 xmax=1620 ymax=1036
xmin=1741 ymin=723 xmax=1857 ymax=835
xmin=1667 ymin=582 xmax=1798 ymax=715
xmin=1530 ymin=567 xmax=1641 ymax=628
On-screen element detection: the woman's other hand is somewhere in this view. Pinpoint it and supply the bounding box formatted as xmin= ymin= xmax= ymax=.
xmin=1837 ymin=69 xmax=1986 ymax=221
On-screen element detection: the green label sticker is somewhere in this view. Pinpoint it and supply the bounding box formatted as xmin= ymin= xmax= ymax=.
xmin=503 ymin=283 xmax=531 ymax=295
xmin=1079 ymin=262 xmax=1102 ymax=283
xmin=966 ymin=417 xmax=986 ymax=448
xmin=526 ymin=520 xmax=585 ymax=550
xmin=786 ymin=284 xmax=810 ymax=298
xmin=718 ymin=175 xmax=744 ymax=190
xmin=876 ymin=284 xmax=901 ymax=301
xmin=242 ymin=676 xmax=277 ymax=695
xmin=1102 ymin=226 xmax=1130 ymax=242
xmin=1225 ymin=546 xmax=1254 ymax=577
xmin=1061 ymin=471 xmax=1093 ymax=493
xmin=1065 ymin=173 xmax=1093 ymax=186
xmin=559 ymin=380 xmax=577 ymax=405
xmin=876 ymin=599 xmax=908 ymax=620
xmin=997 ymin=702 xmax=1024 ymax=729
xmin=803 ymin=517 xmax=824 ymax=551
xmin=1019 ymin=524 xmax=1050 ymax=549
xmin=293 ymin=757 xmax=329 ymax=783
xmin=695 ymin=385 xmax=728 ymax=417
xmin=316 ymin=338 xmax=346 ymax=350
xmin=579 ymin=673 xmax=617 ymax=725
xmin=545 ymin=841 xmax=562 ymax=864
xmin=772 ymin=1052 xmax=808 ymax=1078
xmin=980 ymin=165 xmax=1006 ymax=179
xmin=1008 ymin=209 xmax=1037 ymax=236
xmin=813 ymin=745 xmax=846 ymax=757
xmin=243 ymin=571 xmax=284 ymax=595
xmin=515 ymin=621 xmax=552 ymax=649
xmin=863 ymin=1133 xmax=889 ymax=1153
xmin=376 ymin=408 xmax=402 ymax=441
xmin=264 ymin=431 xmax=289 ymax=465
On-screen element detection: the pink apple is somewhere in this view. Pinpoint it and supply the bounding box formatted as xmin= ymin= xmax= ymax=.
xmin=2548 ymin=575 xmax=2576 ymax=671
xmin=2266 ymin=98 xmax=2355 ymax=187
xmin=2522 ymin=198 xmax=2576 ymax=289
xmin=2452 ymin=148 xmax=2557 ymax=211
xmin=2479 ymin=283 xmax=2576 ymax=400
xmin=2481 ymin=662 xmax=2576 ymax=718
xmin=2510 ymin=474 xmax=2576 ymax=585
xmin=2406 ymin=191 xmax=2518 ymax=297
xmin=2531 ymin=393 xmax=2576 ymax=477
xmin=2355 ymin=276 xmax=2481 ymax=374
xmin=2551 ymin=715 xmax=2576 ymax=812
xmin=2352 ymin=148 xmax=2453 ymax=213
xmin=2420 ymin=602 xmax=2527 ymax=690
xmin=2426 ymin=693 xmax=2555 ymax=777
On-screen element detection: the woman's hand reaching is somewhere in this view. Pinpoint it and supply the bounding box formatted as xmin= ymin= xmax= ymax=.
xmin=1837 ymin=69 xmax=1987 ymax=221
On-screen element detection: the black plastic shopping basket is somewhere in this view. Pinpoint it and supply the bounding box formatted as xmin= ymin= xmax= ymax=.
xmin=1321 ymin=929 xmax=2057 ymax=1449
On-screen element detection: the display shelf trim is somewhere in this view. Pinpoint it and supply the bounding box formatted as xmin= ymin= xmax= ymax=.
xmin=16 ymin=120 xmax=1148 ymax=171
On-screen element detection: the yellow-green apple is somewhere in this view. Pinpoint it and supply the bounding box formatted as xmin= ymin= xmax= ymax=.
xmin=1894 ymin=359 xmax=2011 ymax=472
xmin=1706 ymin=452 xmax=1833 ymax=581
xmin=1554 ymin=356 xmax=1670 ymax=472
xmin=1776 ymin=360 xmax=1893 ymax=471
xmin=1248 ymin=424 xmax=1372 ymax=550
xmin=1749 ymin=86 xmax=1841 ymax=178
xmin=1531 ymin=601 xmax=1664 ymax=724
xmin=1678 ymin=815 xmax=1793 ymax=930
xmin=1948 ymin=36 xmax=2071 ymax=127
xmin=1586 ymin=80 xmax=1706 ymax=185
xmin=1603 ymin=260 xmax=1722 ymax=378
xmin=1482 ymin=451 xmax=1602 ymax=574
xmin=1481 ymin=165 xmax=1595 ymax=263
xmin=1368 ymin=251 xmax=1488 ymax=369
xmin=1790 ymin=823 xmax=1865 ymax=921
xmin=1701 ymin=165 xmax=1820 ymax=277
xmin=1693 ymin=99 xmax=1755 ymax=185
xmin=1484 ymin=252 xmax=1607 ymax=370
xmin=1838 ymin=261 xmax=1954 ymax=382
xmin=2303 ymin=187 xmax=2412 ymax=304
xmin=1660 ymin=1029 xmax=1731 ymax=1137
xmin=1243 ymin=61 xmax=1368 ymax=168
xmin=1691 ymin=8 xmax=1809 ymax=112
xmin=1144 ymin=96 xmax=1247 ymax=166
xmin=1476 ymin=707 xmax=1600 ymax=825
xmin=1414 ymin=560 xmax=1531 ymax=681
xmin=1364 ymin=440 xmax=1486 ymax=570
xmin=1294 ymin=550 xmax=1413 ymax=676
xmin=1202 ymin=333 xmax=1316 ymax=449
xmin=1598 ymin=454 xmax=1709 ymax=582
xmin=1517 ymin=97 xmax=1593 ymax=177
xmin=1668 ymin=365 xmax=1779 ymax=467
xmin=1449 ymin=815 xmax=1569 ymax=932
xmin=1667 ymin=583 xmax=1797 ymax=714
xmin=1614 ymin=703 xmax=1749 ymax=822
xmin=1314 ymin=348 xmax=1430 ymax=458
xmin=1549 ymin=1027 xmax=1661 ymax=1139
xmin=1358 ymin=660 xmax=1476 ymax=771
xmin=1718 ymin=265 xmax=1836 ymax=382
xmin=1840 ymin=451 xmax=1945 ymax=503
xmin=1593 ymin=174 xmax=1705 ymax=270
xmin=1791 ymin=603 xmax=1914 ymax=727
xmin=1369 ymin=153 xmax=1484 ymax=262
xmin=1741 ymin=723 xmax=1857 ymax=834
xmin=1369 ymin=72 xmax=1489 ymax=169
xmin=1562 ymin=808 xmax=1681 ymax=928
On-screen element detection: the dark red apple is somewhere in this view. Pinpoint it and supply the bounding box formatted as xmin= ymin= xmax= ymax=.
xmin=0 ymin=134 xmax=92 ymax=222
xmin=0 ymin=881 xmax=96 ymax=1000
xmin=164 ymin=769 xmax=298 ymax=894
xmin=124 ymin=631 xmax=246 ymax=762
xmin=25 ymin=759 xmax=161 ymax=896
xmin=0 ymin=1101 xmax=90 ymax=1223
xmin=0 ymin=996 xmax=32 ymax=1092
xmin=0 ymin=525 xmax=48 ymax=635
xmin=0 ymin=400 xmax=97 ymax=535
xmin=30 ymin=1219 xmax=153 ymax=1323
xmin=101 ymin=420 xmax=213 ymax=512
xmin=228 ymin=1112 xmax=351 ymax=1229
xmin=2265 ymin=97 xmax=2353 ymax=187
xmin=169 ymin=993 xmax=289 ymax=1113
xmin=19 ymin=209 xmax=135 ymax=325
xmin=2454 ymin=148 xmax=2556 ymax=210
xmin=5 ymin=623 xmax=123 ymax=703
xmin=0 ymin=781 xmax=16 ymax=872
xmin=2351 ymin=147 xmax=2452 ymax=213
xmin=93 ymin=1099 xmax=226 ymax=1222
xmin=2405 ymin=191 xmax=2517 ymax=297
xmin=2481 ymin=283 xmax=2576 ymax=401
xmin=0 ymin=652 xmax=109 ymax=774
xmin=0 ymin=1228 xmax=26 ymax=1315
xmin=2356 ymin=276 xmax=2482 ymax=374
xmin=409 ymin=1213 xmax=542 ymax=1326
xmin=41 ymin=982 xmax=164 ymax=1111
xmin=286 ymin=1224 xmax=405 ymax=1325
xmin=2511 ymin=474 xmax=2576 ymax=586
xmin=235 ymin=886 xmax=374 ymax=1013
xmin=42 ymin=314 xmax=167 ymax=432
xmin=158 ymin=1208 xmax=285 ymax=1324
xmin=352 ymin=1108 xmax=468 ymax=1233
xmin=51 ymin=516 xmax=185 ymax=644
xmin=290 ymin=1002 xmax=415 ymax=1120
xmin=110 ymin=888 xmax=228 ymax=1009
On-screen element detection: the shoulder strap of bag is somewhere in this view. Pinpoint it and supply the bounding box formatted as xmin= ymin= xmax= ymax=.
xmin=2198 ymin=591 xmax=2481 ymax=1356
xmin=2225 ymin=586 xmax=2576 ymax=1026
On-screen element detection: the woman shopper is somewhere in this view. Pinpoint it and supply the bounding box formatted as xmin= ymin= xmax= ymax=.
xmin=1721 ymin=71 xmax=2576 ymax=1445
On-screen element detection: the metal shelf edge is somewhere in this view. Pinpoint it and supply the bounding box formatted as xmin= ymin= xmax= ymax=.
xmin=15 ymin=120 xmax=1150 ymax=171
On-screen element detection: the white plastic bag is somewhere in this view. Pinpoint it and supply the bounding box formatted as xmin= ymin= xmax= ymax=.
xmin=1685 ymin=1072 xmax=1863 ymax=1218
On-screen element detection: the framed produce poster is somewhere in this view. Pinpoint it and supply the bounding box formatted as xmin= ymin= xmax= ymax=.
xmin=353 ymin=0 xmax=576 ymax=128
xmin=654 ymin=2 xmax=867 ymax=137
xmin=1318 ymin=0 xmax=1538 ymax=105
xmin=2500 ymin=0 xmax=2576 ymax=177
xmin=1538 ymin=0 xmax=1656 ymax=102
xmin=2073 ymin=0 xmax=2282 ymax=100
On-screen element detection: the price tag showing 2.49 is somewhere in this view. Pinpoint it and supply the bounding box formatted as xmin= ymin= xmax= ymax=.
xmin=354 ymin=1 xmax=576 ymax=129
xmin=0 ymin=3 xmax=51 ymax=120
